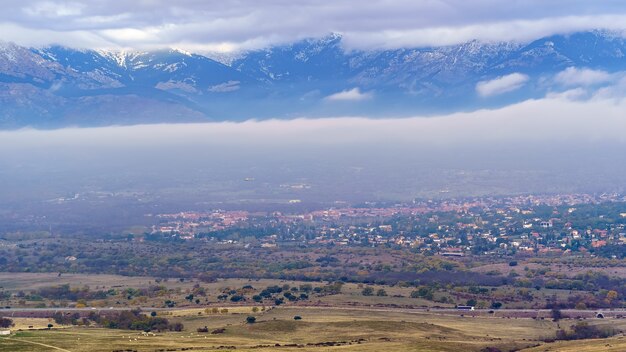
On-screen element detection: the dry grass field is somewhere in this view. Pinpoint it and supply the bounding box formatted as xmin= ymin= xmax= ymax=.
xmin=0 ymin=273 xmax=438 ymax=310
xmin=0 ymin=273 xmax=159 ymax=291
xmin=10 ymin=318 xmax=69 ymax=330
xmin=2 ymin=306 xmax=625 ymax=352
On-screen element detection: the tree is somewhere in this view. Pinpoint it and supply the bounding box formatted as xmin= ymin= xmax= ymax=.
xmin=47 ymin=324 xmax=53 ymax=329
xmin=376 ymin=289 xmax=387 ymax=297
xmin=551 ymin=307 xmax=562 ymax=321
xmin=411 ymin=286 xmax=434 ymax=300
xmin=150 ymin=311 xmax=157 ymax=317
xmin=605 ymin=290 xmax=618 ymax=305
xmin=252 ymin=307 xmax=259 ymax=313
xmin=361 ymin=287 xmax=374 ymax=296
xmin=230 ymin=295 xmax=245 ymax=302
xmin=0 ymin=318 xmax=13 ymax=328
xmin=246 ymin=316 xmax=256 ymax=324
xmin=294 ymin=316 xmax=302 ymax=320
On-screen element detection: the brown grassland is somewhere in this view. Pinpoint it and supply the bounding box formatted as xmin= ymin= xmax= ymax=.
xmin=2 ymin=306 xmax=626 ymax=352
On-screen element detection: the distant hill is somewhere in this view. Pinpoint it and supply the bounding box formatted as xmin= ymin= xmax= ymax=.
xmin=1 ymin=30 xmax=625 ymax=128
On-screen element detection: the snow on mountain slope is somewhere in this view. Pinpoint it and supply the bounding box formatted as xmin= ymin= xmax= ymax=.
xmin=1 ymin=30 xmax=625 ymax=128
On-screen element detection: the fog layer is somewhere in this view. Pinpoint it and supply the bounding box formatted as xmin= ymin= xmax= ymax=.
xmin=1 ymin=95 xmax=624 ymax=211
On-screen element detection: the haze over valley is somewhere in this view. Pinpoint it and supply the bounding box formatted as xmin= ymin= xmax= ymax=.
xmin=2 ymin=2 xmax=626 ymax=352
xmin=1 ymin=94 xmax=625 ymax=233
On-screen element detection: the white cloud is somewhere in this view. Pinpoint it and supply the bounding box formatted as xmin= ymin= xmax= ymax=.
xmin=341 ymin=15 xmax=626 ymax=50
xmin=592 ymin=76 xmax=626 ymax=99
xmin=3 ymin=94 xmax=626 ymax=147
xmin=555 ymin=67 xmax=614 ymax=86
xmin=23 ymin=1 xmax=84 ymax=17
xmin=546 ymin=88 xmax=589 ymax=100
xmin=208 ymin=80 xmax=240 ymax=93
xmin=476 ymin=73 xmax=529 ymax=97
xmin=325 ymin=88 xmax=373 ymax=101
xmin=1 ymin=1 xmax=626 ymax=51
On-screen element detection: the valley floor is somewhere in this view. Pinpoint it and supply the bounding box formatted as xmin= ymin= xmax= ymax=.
xmin=2 ymin=306 xmax=626 ymax=352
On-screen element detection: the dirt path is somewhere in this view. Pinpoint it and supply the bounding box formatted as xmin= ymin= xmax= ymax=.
xmin=4 ymin=337 xmax=72 ymax=352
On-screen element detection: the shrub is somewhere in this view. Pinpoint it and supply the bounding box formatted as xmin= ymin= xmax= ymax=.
xmin=0 ymin=318 xmax=13 ymax=328
xmin=554 ymin=322 xmax=618 ymax=340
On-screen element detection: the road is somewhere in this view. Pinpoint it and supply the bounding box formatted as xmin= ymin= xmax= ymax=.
xmin=1 ymin=305 xmax=625 ymax=317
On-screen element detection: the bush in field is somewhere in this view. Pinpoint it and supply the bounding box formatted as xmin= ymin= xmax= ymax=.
xmin=555 ymin=322 xmax=618 ymax=340
xmin=361 ymin=287 xmax=374 ymax=296
xmin=411 ymin=286 xmax=434 ymax=300
xmin=551 ymin=307 xmax=562 ymax=321
xmin=0 ymin=317 xmax=13 ymax=328
xmin=246 ymin=316 xmax=256 ymax=324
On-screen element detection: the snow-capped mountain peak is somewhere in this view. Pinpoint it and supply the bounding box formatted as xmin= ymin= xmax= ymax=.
xmin=1 ymin=31 xmax=625 ymax=128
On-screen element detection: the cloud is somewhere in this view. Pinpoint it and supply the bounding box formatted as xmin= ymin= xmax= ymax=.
xmin=2 ymin=95 xmax=626 ymax=203
xmin=22 ymin=1 xmax=84 ymax=17
xmin=546 ymin=88 xmax=590 ymax=100
xmin=3 ymin=94 xmax=625 ymax=148
xmin=593 ymin=76 xmax=626 ymax=99
xmin=555 ymin=67 xmax=614 ymax=86
xmin=476 ymin=73 xmax=529 ymax=97
xmin=325 ymin=88 xmax=373 ymax=101
xmin=1 ymin=1 xmax=626 ymax=51
xmin=208 ymin=80 xmax=240 ymax=92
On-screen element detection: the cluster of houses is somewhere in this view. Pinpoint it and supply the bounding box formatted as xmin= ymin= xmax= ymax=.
xmin=149 ymin=193 xmax=625 ymax=256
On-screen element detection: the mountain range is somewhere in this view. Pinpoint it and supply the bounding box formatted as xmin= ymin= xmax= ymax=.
xmin=1 ymin=30 xmax=625 ymax=129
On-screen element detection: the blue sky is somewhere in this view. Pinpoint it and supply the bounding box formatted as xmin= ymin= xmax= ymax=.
xmin=2 ymin=1 xmax=626 ymax=52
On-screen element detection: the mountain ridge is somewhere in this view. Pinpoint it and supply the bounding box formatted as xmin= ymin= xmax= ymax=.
xmin=1 ymin=30 xmax=625 ymax=129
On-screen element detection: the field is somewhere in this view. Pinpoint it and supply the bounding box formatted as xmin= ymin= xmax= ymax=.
xmin=0 ymin=273 xmax=158 ymax=292
xmin=2 ymin=306 xmax=626 ymax=352
xmin=1 ymin=272 xmax=626 ymax=351
xmin=0 ymin=273 xmax=438 ymax=309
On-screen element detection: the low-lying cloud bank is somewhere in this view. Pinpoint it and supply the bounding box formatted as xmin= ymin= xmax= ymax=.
xmin=1 ymin=92 xmax=625 ymax=203
xmin=1 ymin=94 xmax=624 ymax=150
